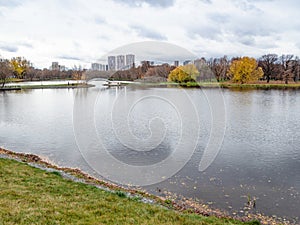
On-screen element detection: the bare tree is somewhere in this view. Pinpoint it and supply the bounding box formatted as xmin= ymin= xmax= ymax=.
xmin=144 ymin=64 xmax=174 ymax=79
xmin=208 ymin=56 xmax=230 ymax=82
xmin=279 ymin=54 xmax=294 ymax=84
xmin=258 ymin=54 xmax=278 ymax=83
xmin=26 ymin=67 xmax=37 ymax=81
xmin=291 ymin=57 xmax=300 ymax=82
xmin=0 ymin=59 xmax=13 ymax=88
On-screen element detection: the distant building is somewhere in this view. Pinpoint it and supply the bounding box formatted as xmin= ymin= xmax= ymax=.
xmin=183 ymin=60 xmax=192 ymax=66
xmin=107 ymin=54 xmax=135 ymax=70
xmin=174 ymin=60 xmax=179 ymax=67
xmin=126 ymin=54 xmax=135 ymax=69
xmin=60 ymin=65 xmax=66 ymax=71
xmin=91 ymin=63 xmax=100 ymax=71
xmin=91 ymin=63 xmax=107 ymax=71
xmin=193 ymin=58 xmax=206 ymax=66
xmin=50 ymin=62 xmax=65 ymax=71
xmin=108 ymin=56 xmax=116 ymax=71
xmin=51 ymin=62 xmax=59 ymax=70
xmin=116 ymin=55 xmax=125 ymax=70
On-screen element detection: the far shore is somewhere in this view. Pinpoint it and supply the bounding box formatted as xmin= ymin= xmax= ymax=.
xmin=0 ymin=82 xmax=94 ymax=91
xmin=123 ymin=80 xmax=300 ymax=90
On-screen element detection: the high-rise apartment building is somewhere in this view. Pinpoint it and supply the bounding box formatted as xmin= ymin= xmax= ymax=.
xmin=116 ymin=55 xmax=125 ymax=70
xmin=107 ymin=54 xmax=135 ymax=71
xmin=108 ymin=56 xmax=116 ymax=71
xmin=126 ymin=54 xmax=135 ymax=68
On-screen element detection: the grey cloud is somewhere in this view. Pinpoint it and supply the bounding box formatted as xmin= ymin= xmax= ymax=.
xmin=187 ymin=25 xmax=222 ymax=41
xmin=207 ymin=12 xmax=229 ymax=24
xmin=131 ymin=25 xmax=167 ymax=40
xmin=233 ymin=0 xmax=262 ymax=12
xmin=255 ymin=41 xmax=278 ymax=49
xmin=0 ymin=43 xmax=18 ymax=52
xmin=199 ymin=0 xmax=212 ymax=4
xmin=18 ymin=42 xmax=33 ymax=48
xmin=0 ymin=0 xmax=22 ymax=7
xmin=239 ymin=36 xmax=255 ymax=46
xmin=58 ymin=55 xmax=81 ymax=61
xmin=73 ymin=42 xmax=81 ymax=48
xmin=94 ymin=16 xmax=106 ymax=25
xmin=113 ymin=0 xmax=175 ymax=7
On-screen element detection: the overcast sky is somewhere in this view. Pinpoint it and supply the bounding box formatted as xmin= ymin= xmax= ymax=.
xmin=0 ymin=0 xmax=299 ymax=69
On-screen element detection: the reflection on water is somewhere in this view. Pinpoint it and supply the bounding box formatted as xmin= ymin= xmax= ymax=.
xmin=0 ymin=80 xmax=299 ymax=223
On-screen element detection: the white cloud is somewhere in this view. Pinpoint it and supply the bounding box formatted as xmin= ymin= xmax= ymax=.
xmin=0 ymin=0 xmax=299 ymax=68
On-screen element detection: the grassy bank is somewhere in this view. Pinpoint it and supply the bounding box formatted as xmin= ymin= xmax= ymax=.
xmin=20 ymin=83 xmax=93 ymax=89
xmin=0 ymin=157 xmax=262 ymax=225
xmin=0 ymin=83 xmax=93 ymax=91
xmin=175 ymin=82 xmax=300 ymax=89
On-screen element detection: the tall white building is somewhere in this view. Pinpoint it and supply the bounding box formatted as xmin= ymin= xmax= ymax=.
xmin=116 ymin=55 xmax=125 ymax=70
xmin=108 ymin=56 xmax=116 ymax=71
xmin=107 ymin=54 xmax=135 ymax=71
xmin=91 ymin=63 xmax=107 ymax=71
xmin=126 ymin=54 xmax=135 ymax=68
xmin=51 ymin=62 xmax=59 ymax=70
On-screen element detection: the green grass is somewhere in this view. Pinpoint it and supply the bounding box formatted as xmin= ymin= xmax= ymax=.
xmin=0 ymin=158 xmax=261 ymax=225
xmin=218 ymin=82 xmax=300 ymax=90
xmin=20 ymin=83 xmax=92 ymax=89
xmin=165 ymin=81 xmax=300 ymax=90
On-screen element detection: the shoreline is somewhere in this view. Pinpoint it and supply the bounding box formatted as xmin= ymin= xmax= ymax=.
xmin=124 ymin=81 xmax=300 ymax=90
xmin=0 ymin=147 xmax=291 ymax=225
xmin=0 ymin=83 xmax=94 ymax=91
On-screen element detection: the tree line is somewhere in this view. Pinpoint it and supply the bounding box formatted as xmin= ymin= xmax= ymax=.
xmin=1 ymin=54 xmax=300 ymax=87
xmin=168 ymin=54 xmax=300 ymax=84
xmin=0 ymin=56 xmax=84 ymax=87
xmin=110 ymin=54 xmax=300 ymax=84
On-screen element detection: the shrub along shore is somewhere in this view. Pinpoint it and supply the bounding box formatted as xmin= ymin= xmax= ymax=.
xmin=0 ymin=148 xmax=289 ymax=225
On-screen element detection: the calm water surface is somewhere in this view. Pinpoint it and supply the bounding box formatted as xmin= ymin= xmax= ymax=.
xmin=0 ymin=80 xmax=299 ymax=223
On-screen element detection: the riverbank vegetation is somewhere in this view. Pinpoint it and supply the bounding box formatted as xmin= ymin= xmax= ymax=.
xmin=1 ymin=53 xmax=300 ymax=89
xmin=0 ymin=56 xmax=86 ymax=88
xmin=109 ymin=54 xmax=300 ymax=88
xmin=0 ymin=156 xmax=263 ymax=225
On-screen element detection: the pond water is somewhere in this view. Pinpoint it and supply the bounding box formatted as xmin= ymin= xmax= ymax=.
xmin=0 ymin=79 xmax=299 ymax=223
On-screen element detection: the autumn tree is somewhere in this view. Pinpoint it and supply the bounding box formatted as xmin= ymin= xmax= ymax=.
xmin=10 ymin=57 xmax=31 ymax=79
xmin=181 ymin=64 xmax=200 ymax=81
xmin=168 ymin=65 xmax=196 ymax=83
xmin=228 ymin=57 xmax=263 ymax=84
xmin=0 ymin=59 xmax=13 ymax=87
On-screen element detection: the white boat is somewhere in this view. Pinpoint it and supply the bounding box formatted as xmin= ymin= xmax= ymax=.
xmin=103 ymin=81 xmax=122 ymax=87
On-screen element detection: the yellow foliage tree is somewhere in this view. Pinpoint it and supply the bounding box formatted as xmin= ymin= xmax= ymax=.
xmin=10 ymin=57 xmax=31 ymax=79
xmin=228 ymin=57 xmax=263 ymax=84
xmin=168 ymin=65 xmax=198 ymax=83
xmin=181 ymin=64 xmax=200 ymax=81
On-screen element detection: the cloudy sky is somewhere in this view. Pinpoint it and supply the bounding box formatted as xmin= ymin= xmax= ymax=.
xmin=0 ymin=0 xmax=299 ymax=69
